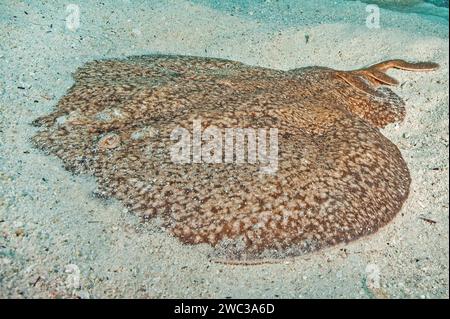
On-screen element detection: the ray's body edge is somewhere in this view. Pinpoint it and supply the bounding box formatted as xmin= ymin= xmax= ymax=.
xmin=31 ymin=54 xmax=438 ymax=262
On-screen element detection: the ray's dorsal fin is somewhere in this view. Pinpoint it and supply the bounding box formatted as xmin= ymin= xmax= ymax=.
xmin=339 ymin=60 xmax=439 ymax=95
xmin=361 ymin=69 xmax=399 ymax=86
xmin=334 ymin=59 xmax=439 ymax=128
xmin=340 ymin=59 xmax=439 ymax=94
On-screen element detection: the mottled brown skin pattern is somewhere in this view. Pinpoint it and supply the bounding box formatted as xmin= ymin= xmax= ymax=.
xmin=32 ymin=55 xmax=438 ymax=262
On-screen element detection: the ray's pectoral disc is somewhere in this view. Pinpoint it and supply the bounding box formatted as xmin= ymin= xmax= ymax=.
xmin=32 ymin=55 xmax=438 ymax=261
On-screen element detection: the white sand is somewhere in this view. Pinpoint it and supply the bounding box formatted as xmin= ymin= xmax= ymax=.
xmin=0 ymin=0 xmax=448 ymax=298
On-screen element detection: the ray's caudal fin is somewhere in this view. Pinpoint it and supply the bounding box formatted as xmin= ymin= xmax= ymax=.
xmin=336 ymin=59 xmax=439 ymax=128
xmin=342 ymin=59 xmax=440 ymax=88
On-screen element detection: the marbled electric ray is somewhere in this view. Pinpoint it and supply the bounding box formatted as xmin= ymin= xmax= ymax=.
xmin=32 ymin=55 xmax=438 ymax=262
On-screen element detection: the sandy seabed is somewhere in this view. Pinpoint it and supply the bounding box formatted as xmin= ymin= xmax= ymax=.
xmin=0 ymin=0 xmax=448 ymax=298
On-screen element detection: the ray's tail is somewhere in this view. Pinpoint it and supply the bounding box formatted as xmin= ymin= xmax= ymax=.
xmin=335 ymin=59 xmax=439 ymax=128
xmin=368 ymin=60 xmax=439 ymax=72
xmin=338 ymin=59 xmax=439 ymax=93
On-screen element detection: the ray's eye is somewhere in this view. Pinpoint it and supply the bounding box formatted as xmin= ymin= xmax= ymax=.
xmin=98 ymin=133 xmax=120 ymax=150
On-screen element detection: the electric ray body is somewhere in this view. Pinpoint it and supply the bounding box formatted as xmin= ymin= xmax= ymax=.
xmin=32 ymin=55 xmax=438 ymax=262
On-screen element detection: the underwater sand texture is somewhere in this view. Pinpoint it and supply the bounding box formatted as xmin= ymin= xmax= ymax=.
xmin=32 ymin=55 xmax=437 ymax=262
